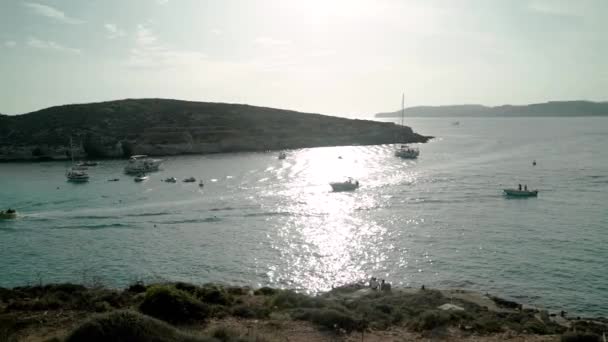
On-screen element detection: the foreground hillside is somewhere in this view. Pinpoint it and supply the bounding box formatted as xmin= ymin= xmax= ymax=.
xmin=375 ymin=101 xmax=608 ymax=118
xmin=1 ymin=281 xmax=605 ymax=341
xmin=0 ymin=99 xmax=429 ymax=161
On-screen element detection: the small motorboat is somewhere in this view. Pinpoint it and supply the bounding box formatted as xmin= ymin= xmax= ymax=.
xmin=164 ymin=177 xmax=177 ymax=183
xmin=503 ymin=189 xmax=538 ymax=197
xmin=278 ymin=152 xmax=287 ymax=160
xmin=330 ymin=178 xmax=360 ymax=192
xmin=0 ymin=209 xmax=17 ymax=219
xmin=108 ymin=178 xmax=120 ymax=182
xmin=183 ymin=177 xmax=196 ymax=183
xmin=134 ymin=174 xmax=148 ymax=182
xmin=198 ymin=181 xmax=204 ymax=187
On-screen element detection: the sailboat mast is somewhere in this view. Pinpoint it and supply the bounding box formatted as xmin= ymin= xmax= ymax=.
xmin=401 ymin=93 xmax=405 ymax=126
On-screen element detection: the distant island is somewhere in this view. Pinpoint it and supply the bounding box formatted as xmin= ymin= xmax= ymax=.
xmin=0 ymin=99 xmax=430 ymax=161
xmin=375 ymin=100 xmax=608 ymax=118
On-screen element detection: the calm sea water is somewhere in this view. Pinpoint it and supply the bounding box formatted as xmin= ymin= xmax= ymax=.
xmin=1 ymin=117 xmax=607 ymax=316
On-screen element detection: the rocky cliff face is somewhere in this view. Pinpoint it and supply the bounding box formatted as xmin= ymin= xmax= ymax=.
xmin=0 ymin=99 xmax=430 ymax=161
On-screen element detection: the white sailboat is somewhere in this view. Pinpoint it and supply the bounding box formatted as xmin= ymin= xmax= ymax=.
xmin=394 ymin=94 xmax=420 ymax=159
xmin=66 ymin=137 xmax=90 ymax=182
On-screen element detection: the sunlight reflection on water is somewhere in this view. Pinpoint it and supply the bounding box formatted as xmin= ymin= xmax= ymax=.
xmin=266 ymin=146 xmax=405 ymax=292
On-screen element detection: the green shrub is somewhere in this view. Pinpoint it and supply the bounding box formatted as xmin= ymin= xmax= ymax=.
xmin=199 ymin=287 xmax=233 ymax=306
xmin=254 ymin=287 xmax=276 ymax=296
xmin=522 ymin=319 xmax=547 ymax=334
xmin=139 ymin=285 xmax=209 ymax=324
xmin=126 ymin=282 xmax=147 ymax=294
xmin=65 ymin=310 xmax=214 ymax=342
xmin=412 ymin=310 xmax=451 ymax=331
xmin=561 ymin=332 xmax=601 ymax=342
xmin=269 ymin=290 xmax=321 ymax=309
xmin=291 ymin=308 xmax=363 ymax=333
xmin=231 ymin=304 xmax=270 ymax=319
xmin=473 ymin=316 xmax=504 ymax=333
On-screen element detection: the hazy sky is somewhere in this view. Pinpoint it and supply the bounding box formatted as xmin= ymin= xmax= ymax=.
xmin=1 ymin=0 xmax=606 ymax=116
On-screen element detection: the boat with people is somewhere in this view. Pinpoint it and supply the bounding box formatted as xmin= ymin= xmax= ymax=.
xmin=0 ymin=209 xmax=17 ymax=219
xmin=183 ymin=177 xmax=196 ymax=183
xmin=329 ymin=178 xmax=360 ymax=192
xmin=134 ymin=174 xmax=148 ymax=182
xmin=278 ymin=151 xmax=287 ymax=160
xmin=164 ymin=177 xmax=177 ymax=183
xmin=124 ymin=155 xmax=162 ymax=174
xmin=503 ymin=188 xmax=538 ymax=197
xmin=395 ymin=94 xmax=420 ymax=159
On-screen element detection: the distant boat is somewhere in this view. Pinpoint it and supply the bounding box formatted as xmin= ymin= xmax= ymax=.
xmin=330 ymin=178 xmax=360 ymax=192
xmin=395 ymin=94 xmax=420 ymax=159
xmin=124 ymin=155 xmax=162 ymax=174
xmin=164 ymin=177 xmax=177 ymax=183
xmin=278 ymin=152 xmax=287 ymax=160
xmin=66 ymin=137 xmax=89 ymax=182
xmin=108 ymin=178 xmax=120 ymax=182
xmin=452 ymin=121 xmax=460 ymax=126
xmin=503 ymin=189 xmax=538 ymax=197
xmin=0 ymin=209 xmax=17 ymax=219
xmin=183 ymin=177 xmax=196 ymax=183
xmin=134 ymin=174 xmax=148 ymax=182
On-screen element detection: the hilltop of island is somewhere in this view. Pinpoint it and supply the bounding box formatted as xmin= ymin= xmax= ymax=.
xmin=0 ymin=99 xmax=430 ymax=161
xmin=375 ymin=100 xmax=608 ymax=118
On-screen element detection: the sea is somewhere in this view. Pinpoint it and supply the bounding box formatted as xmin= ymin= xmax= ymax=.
xmin=1 ymin=117 xmax=607 ymax=316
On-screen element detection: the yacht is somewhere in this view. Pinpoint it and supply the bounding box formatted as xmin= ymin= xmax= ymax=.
xmin=66 ymin=168 xmax=90 ymax=182
xmin=394 ymin=145 xmax=420 ymax=159
xmin=66 ymin=137 xmax=89 ymax=182
xmin=395 ymin=94 xmax=420 ymax=159
xmin=124 ymin=155 xmax=162 ymax=174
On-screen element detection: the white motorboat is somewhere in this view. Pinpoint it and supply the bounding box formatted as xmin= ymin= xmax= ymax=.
xmin=124 ymin=155 xmax=162 ymax=174
xmin=330 ymin=178 xmax=360 ymax=192
xmin=395 ymin=94 xmax=420 ymax=159
xmin=134 ymin=174 xmax=148 ymax=182
xmin=394 ymin=145 xmax=419 ymax=159
xmin=164 ymin=177 xmax=177 ymax=183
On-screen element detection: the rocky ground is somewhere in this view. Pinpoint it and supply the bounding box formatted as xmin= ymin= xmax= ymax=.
xmin=0 ymin=282 xmax=605 ymax=341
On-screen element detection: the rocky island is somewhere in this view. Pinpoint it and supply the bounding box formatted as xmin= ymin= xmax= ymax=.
xmin=0 ymin=99 xmax=430 ymax=161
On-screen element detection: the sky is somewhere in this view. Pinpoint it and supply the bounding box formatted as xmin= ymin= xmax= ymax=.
xmin=0 ymin=0 xmax=607 ymax=117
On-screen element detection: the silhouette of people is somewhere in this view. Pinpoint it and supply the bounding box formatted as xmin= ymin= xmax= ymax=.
xmin=518 ymin=184 xmax=522 ymax=191
xmin=524 ymin=185 xmax=528 ymax=191
xmin=369 ymin=277 xmax=379 ymax=290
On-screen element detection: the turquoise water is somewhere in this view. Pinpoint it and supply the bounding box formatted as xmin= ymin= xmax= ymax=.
xmin=1 ymin=117 xmax=607 ymax=316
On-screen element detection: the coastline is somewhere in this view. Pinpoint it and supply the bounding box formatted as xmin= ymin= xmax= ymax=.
xmin=1 ymin=281 xmax=605 ymax=341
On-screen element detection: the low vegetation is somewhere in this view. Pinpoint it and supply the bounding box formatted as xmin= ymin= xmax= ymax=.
xmin=0 ymin=281 xmax=605 ymax=341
